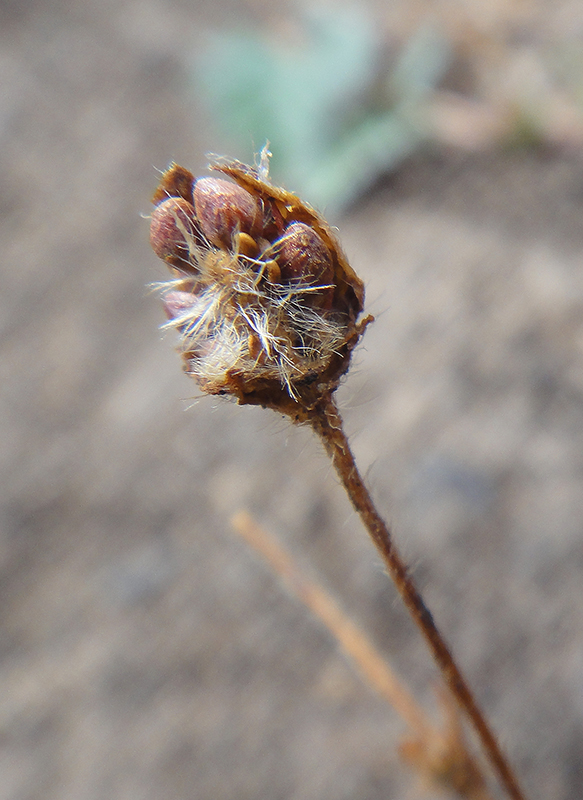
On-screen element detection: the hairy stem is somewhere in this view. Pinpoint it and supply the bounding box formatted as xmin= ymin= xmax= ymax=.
xmin=308 ymin=395 xmax=526 ymax=800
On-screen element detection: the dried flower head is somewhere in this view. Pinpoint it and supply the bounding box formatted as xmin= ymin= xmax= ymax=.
xmin=150 ymin=148 xmax=372 ymax=419
xmin=148 ymin=152 xmax=527 ymax=800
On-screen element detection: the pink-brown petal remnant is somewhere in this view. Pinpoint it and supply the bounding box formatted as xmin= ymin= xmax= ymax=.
xmin=276 ymin=222 xmax=334 ymax=307
xmin=193 ymin=177 xmax=261 ymax=250
xmin=150 ymin=197 xmax=202 ymax=270
xmin=162 ymin=289 xmax=199 ymax=322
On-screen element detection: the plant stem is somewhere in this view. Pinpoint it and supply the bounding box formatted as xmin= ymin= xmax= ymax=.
xmin=308 ymin=394 xmax=527 ymax=800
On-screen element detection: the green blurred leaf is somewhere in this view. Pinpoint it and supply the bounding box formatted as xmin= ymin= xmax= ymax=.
xmin=193 ymin=5 xmax=450 ymax=213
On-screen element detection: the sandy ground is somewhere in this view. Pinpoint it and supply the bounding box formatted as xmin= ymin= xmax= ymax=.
xmin=1 ymin=2 xmax=582 ymax=799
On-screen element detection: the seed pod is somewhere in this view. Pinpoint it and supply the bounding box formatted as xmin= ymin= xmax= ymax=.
xmin=275 ymin=222 xmax=334 ymax=307
xmin=150 ymin=197 xmax=203 ymax=271
xmin=193 ymin=177 xmax=260 ymax=250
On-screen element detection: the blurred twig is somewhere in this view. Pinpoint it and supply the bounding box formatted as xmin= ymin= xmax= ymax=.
xmin=231 ymin=510 xmax=494 ymax=800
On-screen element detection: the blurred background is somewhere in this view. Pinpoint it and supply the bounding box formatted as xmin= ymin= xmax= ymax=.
xmin=1 ymin=1 xmax=583 ymax=798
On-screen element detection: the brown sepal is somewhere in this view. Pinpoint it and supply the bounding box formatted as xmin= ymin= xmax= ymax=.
xmin=152 ymin=163 xmax=195 ymax=205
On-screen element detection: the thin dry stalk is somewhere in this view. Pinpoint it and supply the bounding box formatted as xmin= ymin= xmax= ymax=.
xmin=307 ymin=395 xmax=526 ymax=800
xmin=231 ymin=510 xmax=494 ymax=800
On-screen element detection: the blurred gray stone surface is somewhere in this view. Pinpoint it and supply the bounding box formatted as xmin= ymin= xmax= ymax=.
xmin=1 ymin=2 xmax=582 ymax=799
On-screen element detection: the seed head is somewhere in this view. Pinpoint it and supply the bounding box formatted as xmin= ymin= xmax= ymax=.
xmin=150 ymin=150 xmax=372 ymax=419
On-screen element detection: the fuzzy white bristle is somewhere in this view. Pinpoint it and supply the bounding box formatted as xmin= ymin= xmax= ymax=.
xmin=157 ymin=247 xmax=347 ymax=398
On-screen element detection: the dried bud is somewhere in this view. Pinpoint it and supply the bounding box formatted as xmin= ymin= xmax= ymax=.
xmin=275 ymin=222 xmax=334 ymax=308
xmin=150 ymin=197 xmax=203 ymax=271
xmin=193 ymin=177 xmax=260 ymax=250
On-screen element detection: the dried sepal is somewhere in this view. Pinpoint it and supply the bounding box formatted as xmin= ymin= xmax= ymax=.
xmin=151 ymin=163 xmax=195 ymax=206
xmin=150 ymin=152 xmax=373 ymax=419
